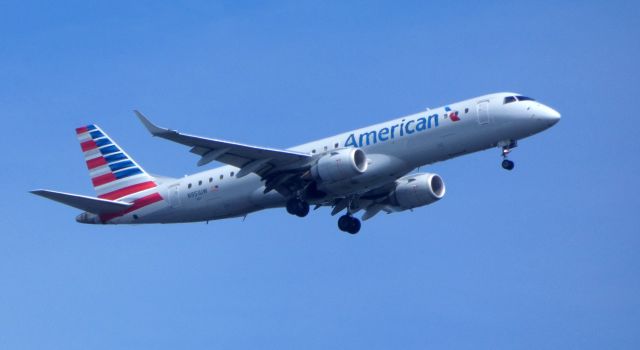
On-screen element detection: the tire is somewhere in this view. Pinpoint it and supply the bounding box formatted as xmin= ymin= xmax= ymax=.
xmin=338 ymin=215 xmax=351 ymax=232
xmin=347 ymin=217 xmax=361 ymax=234
xmin=296 ymin=201 xmax=310 ymax=217
xmin=501 ymin=159 xmax=514 ymax=170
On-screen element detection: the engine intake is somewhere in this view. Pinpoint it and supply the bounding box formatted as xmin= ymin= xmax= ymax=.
xmin=311 ymin=148 xmax=368 ymax=183
xmin=390 ymin=173 xmax=446 ymax=210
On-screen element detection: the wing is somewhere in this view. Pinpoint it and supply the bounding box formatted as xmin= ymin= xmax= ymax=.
xmin=31 ymin=189 xmax=133 ymax=214
xmin=135 ymin=111 xmax=312 ymax=178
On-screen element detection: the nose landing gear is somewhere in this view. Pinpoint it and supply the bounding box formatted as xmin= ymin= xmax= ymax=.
xmin=499 ymin=140 xmax=517 ymax=171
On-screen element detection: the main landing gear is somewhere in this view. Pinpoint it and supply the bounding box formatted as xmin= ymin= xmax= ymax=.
xmin=286 ymin=198 xmax=310 ymax=217
xmin=338 ymin=214 xmax=361 ymax=234
xmin=500 ymin=140 xmax=517 ymax=171
xmin=286 ymin=196 xmax=362 ymax=234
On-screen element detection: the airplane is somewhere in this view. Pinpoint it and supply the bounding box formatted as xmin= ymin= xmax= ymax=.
xmin=31 ymin=92 xmax=560 ymax=234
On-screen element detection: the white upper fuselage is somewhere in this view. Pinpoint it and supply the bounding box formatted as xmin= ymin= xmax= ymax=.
xmin=84 ymin=92 xmax=560 ymax=224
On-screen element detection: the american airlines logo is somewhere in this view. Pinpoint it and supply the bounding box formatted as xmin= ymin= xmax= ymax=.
xmin=344 ymin=107 xmax=460 ymax=148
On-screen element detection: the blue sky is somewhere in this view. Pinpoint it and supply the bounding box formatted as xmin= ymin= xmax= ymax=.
xmin=1 ymin=1 xmax=639 ymax=349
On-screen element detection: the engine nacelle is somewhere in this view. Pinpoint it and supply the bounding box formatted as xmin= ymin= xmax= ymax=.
xmin=390 ymin=173 xmax=446 ymax=210
xmin=310 ymin=148 xmax=368 ymax=183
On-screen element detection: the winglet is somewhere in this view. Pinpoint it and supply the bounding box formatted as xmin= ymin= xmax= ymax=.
xmin=134 ymin=110 xmax=169 ymax=136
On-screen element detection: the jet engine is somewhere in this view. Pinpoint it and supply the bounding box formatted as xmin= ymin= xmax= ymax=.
xmin=389 ymin=173 xmax=446 ymax=210
xmin=310 ymin=148 xmax=368 ymax=183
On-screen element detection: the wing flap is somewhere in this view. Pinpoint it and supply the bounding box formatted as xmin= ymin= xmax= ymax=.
xmin=31 ymin=189 xmax=133 ymax=214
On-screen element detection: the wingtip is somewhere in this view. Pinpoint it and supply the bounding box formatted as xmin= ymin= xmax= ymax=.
xmin=134 ymin=110 xmax=165 ymax=135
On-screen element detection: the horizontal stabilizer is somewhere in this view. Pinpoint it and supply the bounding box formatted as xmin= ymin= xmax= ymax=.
xmin=31 ymin=189 xmax=132 ymax=214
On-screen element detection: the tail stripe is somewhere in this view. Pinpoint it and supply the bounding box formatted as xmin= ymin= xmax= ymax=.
xmin=89 ymin=130 xmax=104 ymax=139
xmin=114 ymin=168 xmax=143 ymax=179
xmin=99 ymin=192 xmax=163 ymax=222
xmin=81 ymin=140 xmax=98 ymax=152
xmin=99 ymin=145 xmax=120 ymax=155
xmin=99 ymin=181 xmax=157 ymax=200
xmin=86 ymin=156 xmax=107 ymax=169
xmin=92 ymin=173 xmax=117 ymax=187
xmin=104 ymin=153 xmax=127 ymax=163
xmin=109 ymin=160 xmax=135 ymax=172
xmin=77 ymin=124 xmax=158 ymax=200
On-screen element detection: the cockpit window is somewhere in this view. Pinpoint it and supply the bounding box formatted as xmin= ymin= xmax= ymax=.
xmin=516 ymin=96 xmax=535 ymax=102
xmin=503 ymin=96 xmax=517 ymax=104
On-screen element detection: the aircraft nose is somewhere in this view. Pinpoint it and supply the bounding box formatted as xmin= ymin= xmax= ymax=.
xmin=536 ymin=105 xmax=561 ymax=126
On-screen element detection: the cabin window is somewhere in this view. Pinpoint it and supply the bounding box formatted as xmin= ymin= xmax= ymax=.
xmin=324 ymin=146 xmax=328 ymax=151
xmin=188 ymin=183 xmax=192 ymax=189
xmin=312 ymin=149 xmax=316 ymax=154
xmin=209 ymin=177 xmax=213 ymax=183
xmin=230 ymin=171 xmax=235 ymax=177
xmin=465 ymin=108 xmax=469 ymax=113
xmin=220 ymin=174 xmax=223 ymax=180
xmin=334 ymin=143 xmax=339 ymax=148
xmin=198 ymin=180 xmax=202 ymax=186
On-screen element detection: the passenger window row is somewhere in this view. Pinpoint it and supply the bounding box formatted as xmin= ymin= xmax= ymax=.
xmin=187 ymin=170 xmax=237 ymax=189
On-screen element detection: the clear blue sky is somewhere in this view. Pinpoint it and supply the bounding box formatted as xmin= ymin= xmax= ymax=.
xmin=1 ymin=1 xmax=639 ymax=349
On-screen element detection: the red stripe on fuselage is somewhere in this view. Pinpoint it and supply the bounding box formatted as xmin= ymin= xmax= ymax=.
xmin=99 ymin=192 xmax=164 ymax=222
xmin=99 ymin=181 xmax=157 ymax=200
xmin=92 ymin=173 xmax=117 ymax=187
xmin=86 ymin=156 xmax=107 ymax=170
xmin=81 ymin=140 xmax=98 ymax=152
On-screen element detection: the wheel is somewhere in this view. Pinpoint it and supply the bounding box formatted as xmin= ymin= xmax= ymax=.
xmin=347 ymin=217 xmax=361 ymax=234
xmin=286 ymin=198 xmax=309 ymax=217
xmin=501 ymin=159 xmax=514 ymax=170
xmin=296 ymin=201 xmax=310 ymax=217
xmin=286 ymin=198 xmax=299 ymax=215
xmin=338 ymin=215 xmax=351 ymax=232
xmin=338 ymin=215 xmax=361 ymax=234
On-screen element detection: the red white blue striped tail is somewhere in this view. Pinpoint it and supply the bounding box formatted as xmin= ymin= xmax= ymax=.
xmin=76 ymin=124 xmax=157 ymax=201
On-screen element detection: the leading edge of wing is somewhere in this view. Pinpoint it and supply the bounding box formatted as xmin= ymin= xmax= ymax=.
xmin=134 ymin=110 xmax=311 ymax=170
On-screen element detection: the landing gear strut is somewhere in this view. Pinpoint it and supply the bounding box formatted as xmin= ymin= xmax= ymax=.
xmin=500 ymin=140 xmax=517 ymax=171
xmin=338 ymin=214 xmax=361 ymax=234
xmin=286 ymin=198 xmax=310 ymax=217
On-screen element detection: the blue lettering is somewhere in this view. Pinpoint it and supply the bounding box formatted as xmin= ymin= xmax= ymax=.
xmin=405 ymin=120 xmax=415 ymax=134
xmin=416 ymin=117 xmax=427 ymax=131
xmin=344 ymin=133 xmax=358 ymax=148
xmin=359 ymin=131 xmax=377 ymax=146
xmin=391 ymin=124 xmax=399 ymax=139
xmin=344 ymin=113 xmax=441 ymax=148
xmin=379 ymin=127 xmax=390 ymax=141
xmin=428 ymin=113 xmax=439 ymax=128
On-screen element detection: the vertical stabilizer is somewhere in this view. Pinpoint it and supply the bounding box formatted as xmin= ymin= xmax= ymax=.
xmin=75 ymin=124 xmax=158 ymax=201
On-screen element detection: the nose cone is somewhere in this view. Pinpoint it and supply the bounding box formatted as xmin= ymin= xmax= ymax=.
xmin=536 ymin=104 xmax=561 ymax=127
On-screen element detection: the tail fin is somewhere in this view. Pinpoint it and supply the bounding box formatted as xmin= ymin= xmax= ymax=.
xmin=75 ymin=124 xmax=157 ymax=200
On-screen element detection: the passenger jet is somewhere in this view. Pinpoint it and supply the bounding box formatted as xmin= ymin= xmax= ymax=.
xmin=31 ymin=92 xmax=560 ymax=234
